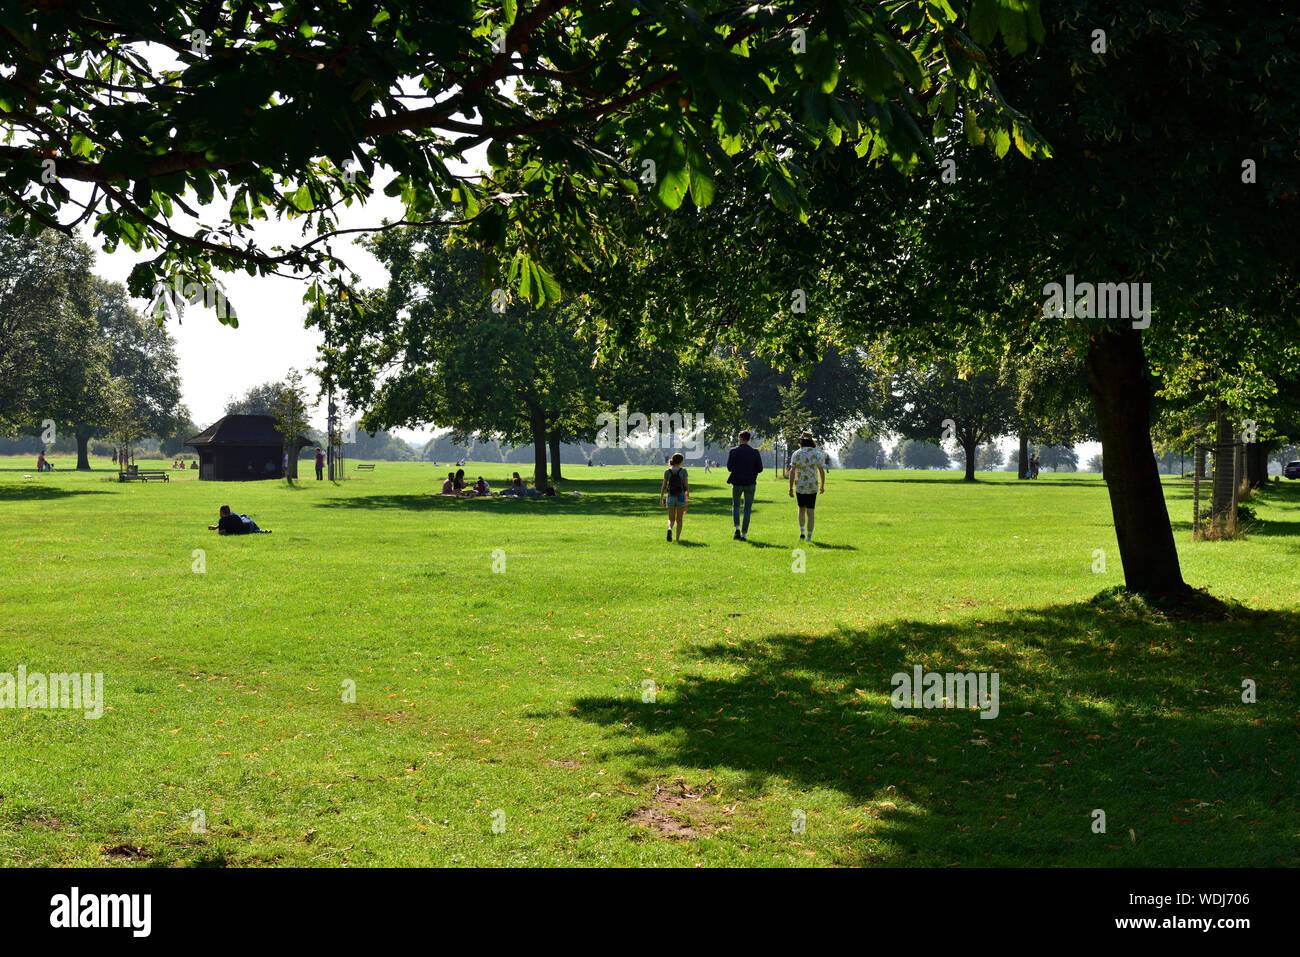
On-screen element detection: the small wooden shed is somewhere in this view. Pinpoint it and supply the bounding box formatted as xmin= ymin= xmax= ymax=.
xmin=185 ymin=415 xmax=315 ymax=481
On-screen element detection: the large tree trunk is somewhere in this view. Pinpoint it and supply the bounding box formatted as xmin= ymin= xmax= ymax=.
xmin=1017 ymin=433 xmax=1029 ymax=479
xmin=962 ymin=437 xmax=977 ymax=481
xmin=548 ymin=430 xmax=563 ymax=482
xmin=530 ymin=408 xmax=548 ymax=489
xmin=1211 ymin=409 xmax=1234 ymax=523
xmin=75 ymin=427 xmax=92 ymax=470
xmin=1085 ymin=329 xmax=1188 ymax=596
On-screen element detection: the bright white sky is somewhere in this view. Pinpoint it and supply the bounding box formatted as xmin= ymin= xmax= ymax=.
xmin=80 ymin=170 xmax=440 ymax=443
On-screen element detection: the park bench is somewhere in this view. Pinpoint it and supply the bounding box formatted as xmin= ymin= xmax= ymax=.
xmin=118 ymin=467 xmax=169 ymax=483
xmin=355 ymin=463 xmax=375 ymax=471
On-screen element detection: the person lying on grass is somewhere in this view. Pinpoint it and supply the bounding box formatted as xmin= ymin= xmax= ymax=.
xmin=208 ymin=505 xmax=272 ymax=534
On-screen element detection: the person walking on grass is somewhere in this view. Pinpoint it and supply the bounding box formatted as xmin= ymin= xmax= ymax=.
xmin=787 ymin=431 xmax=826 ymax=542
xmin=726 ymin=429 xmax=764 ymax=541
xmin=659 ymin=452 xmax=689 ymax=542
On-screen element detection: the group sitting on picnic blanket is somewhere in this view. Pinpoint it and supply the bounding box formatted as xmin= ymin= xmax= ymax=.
xmin=440 ymin=470 xmax=555 ymax=498
xmin=208 ymin=505 xmax=272 ymax=534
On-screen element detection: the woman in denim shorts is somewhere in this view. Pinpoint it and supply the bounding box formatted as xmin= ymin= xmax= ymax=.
xmin=658 ymin=452 xmax=689 ymax=542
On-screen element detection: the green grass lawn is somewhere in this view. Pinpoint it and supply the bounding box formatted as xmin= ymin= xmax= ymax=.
xmin=0 ymin=456 xmax=1296 ymax=867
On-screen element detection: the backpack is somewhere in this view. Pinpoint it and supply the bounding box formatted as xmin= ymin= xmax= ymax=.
xmin=667 ymin=468 xmax=683 ymax=494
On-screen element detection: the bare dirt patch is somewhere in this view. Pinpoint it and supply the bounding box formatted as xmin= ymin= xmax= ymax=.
xmin=627 ymin=779 xmax=725 ymax=840
xmin=102 ymin=843 xmax=151 ymax=860
xmin=548 ymin=758 xmax=583 ymax=769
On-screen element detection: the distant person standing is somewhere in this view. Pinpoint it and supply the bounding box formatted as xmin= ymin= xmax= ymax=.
xmin=659 ymin=452 xmax=689 ymax=542
xmin=314 ymin=446 xmax=325 ymax=480
xmin=36 ymin=450 xmax=45 ymax=472
xmin=787 ymin=431 xmax=826 ymax=542
xmin=726 ymin=430 xmax=764 ymax=541
xmin=282 ymin=450 xmax=289 ymax=477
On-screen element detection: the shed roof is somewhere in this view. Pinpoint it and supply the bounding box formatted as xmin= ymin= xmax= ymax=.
xmin=185 ymin=414 xmax=314 ymax=448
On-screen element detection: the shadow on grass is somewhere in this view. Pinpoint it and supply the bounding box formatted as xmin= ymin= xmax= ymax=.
xmin=570 ymin=600 xmax=1300 ymax=865
xmin=0 ymin=485 xmax=111 ymax=502
xmin=841 ymin=474 xmax=1106 ymax=488
xmin=318 ymin=488 xmax=788 ymax=519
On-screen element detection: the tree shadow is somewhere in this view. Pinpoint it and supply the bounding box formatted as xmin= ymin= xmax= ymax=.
xmin=319 ymin=487 xmax=788 ymax=520
xmin=319 ymin=494 xmax=573 ymax=511
xmin=569 ymin=600 xmax=1300 ymax=865
xmin=839 ymin=475 xmax=1104 ymax=488
xmin=0 ymin=485 xmax=110 ymax=502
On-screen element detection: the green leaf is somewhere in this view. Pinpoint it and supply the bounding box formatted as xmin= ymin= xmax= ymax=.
xmin=1012 ymin=123 xmax=1030 ymax=158
xmin=517 ymin=254 xmax=532 ymax=300
xmin=845 ymin=40 xmax=896 ymax=99
xmin=989 ymin=126 xmax=1011 ymax=158
xmin=999 ymin=0 xmax=1030 ymax=55
xmin=657 ymin=160 xmax=690 ymax=211
xmin=797 ymin=36 xmax=840 ymax=94
xmin=534 ymin=261 xmax=562 ymax=304
xmin=486 ymin=139 xmax=509 ymax=169
xmin=689 ymin=167 xmax=715 ymax=207
xmin=968 ymin=0 xmax=999 ymax=45
xmin=881 ymin=38 xmax=924 ymax=89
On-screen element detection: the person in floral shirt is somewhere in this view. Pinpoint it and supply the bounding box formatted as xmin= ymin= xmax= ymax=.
xmin=787 ymin=431 xmax=826 ymax=542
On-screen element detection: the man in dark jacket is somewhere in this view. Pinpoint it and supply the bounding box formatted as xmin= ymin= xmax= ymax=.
xmin=725 ymin=430 xmax=764 ymax=541
xmin=208 ymin=505 xmax=271 ymax=534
